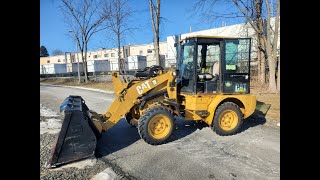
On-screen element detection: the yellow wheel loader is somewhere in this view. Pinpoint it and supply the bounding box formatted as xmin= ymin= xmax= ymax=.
xmin=47 ymin=35 xmax=256 ymax=168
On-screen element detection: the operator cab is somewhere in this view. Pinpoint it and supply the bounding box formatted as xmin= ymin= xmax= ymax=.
xmin=177 ymin=35 xmax=251 ymax=94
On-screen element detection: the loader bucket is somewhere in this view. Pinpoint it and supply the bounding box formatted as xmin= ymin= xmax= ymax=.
xmin=46 ymin=96 xmax=100 ymax=168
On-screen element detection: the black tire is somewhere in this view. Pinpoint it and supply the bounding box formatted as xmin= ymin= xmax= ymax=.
xmin=138 ymin=106 xmax=175 ymax=145
xmin=212 ymin=102 xmax=243 ymax=136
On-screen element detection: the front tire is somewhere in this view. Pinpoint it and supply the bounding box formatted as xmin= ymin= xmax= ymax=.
xmin=138 ymin=106 xmax=175 ymax=145
xmin=212 ymin=102 xmax=243 ymax=136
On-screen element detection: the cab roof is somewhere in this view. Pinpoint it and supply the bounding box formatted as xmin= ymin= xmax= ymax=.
xmin=180 ymin=35 xmax=239 ymax=42
xmin=183 ymin=35 xmax=239 ymax=40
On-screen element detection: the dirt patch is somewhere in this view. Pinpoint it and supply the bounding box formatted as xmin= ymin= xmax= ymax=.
xmin=41 ymin=78 xmax=114 ymax=91
xmin=251 ymin=86 xmax=280 ymax=121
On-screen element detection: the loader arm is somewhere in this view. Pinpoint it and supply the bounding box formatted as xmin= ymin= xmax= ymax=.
xmin=92 ymin=70 xmax=177 ymax=133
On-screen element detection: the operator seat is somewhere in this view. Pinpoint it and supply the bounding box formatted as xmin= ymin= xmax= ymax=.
xmin=212 ymin=61 xmax=219 ymax=76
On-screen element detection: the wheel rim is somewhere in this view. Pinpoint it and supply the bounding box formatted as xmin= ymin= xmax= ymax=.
xmin=218 ymin=110 xmax=238 ymax=131
xmin=148 ymin=114 xmax=171 ymax=139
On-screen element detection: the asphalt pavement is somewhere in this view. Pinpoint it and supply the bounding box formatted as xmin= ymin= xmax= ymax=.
xmin=40 ymin=84 xmax=280 ymax=180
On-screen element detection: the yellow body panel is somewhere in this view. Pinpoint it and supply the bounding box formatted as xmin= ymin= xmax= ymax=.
xmin=181 ymin=93 xmax=256 ymax=126
xmin=205 ymin=94 xmax=256 ymax=126
xmin=183 ymin=94 xmax=214 ymax=110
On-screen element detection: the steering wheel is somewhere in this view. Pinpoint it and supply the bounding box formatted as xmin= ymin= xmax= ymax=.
xmin=197 ymin=72 xmax=215 ymax=81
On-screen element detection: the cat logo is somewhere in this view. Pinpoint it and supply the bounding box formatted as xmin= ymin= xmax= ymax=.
xmin=136 ymin=79 xmax=158 ymax=95
xmin=151 ymin=79 xmax=157 ymax=85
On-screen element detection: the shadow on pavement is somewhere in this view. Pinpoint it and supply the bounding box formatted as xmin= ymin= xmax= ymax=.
xmin=168 ymin=118 xmax=208 ymax=143
xmin=95 ymin=118 xmax=140 ymax=158
xmin=95 ymin=101 xmax=272 ymax=157
xmin=239 ymin=100 xmax=271 ymax=132
xmin=95 ymin=118 xmax=206 ymax=158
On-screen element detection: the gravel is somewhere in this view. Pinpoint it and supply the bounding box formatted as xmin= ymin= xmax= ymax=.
xmin=40 ymin=105 xmax=134 ymax=180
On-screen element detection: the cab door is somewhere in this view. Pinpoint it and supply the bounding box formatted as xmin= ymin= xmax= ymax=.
xmin=221 ymin=38 xmax=251 ymax=94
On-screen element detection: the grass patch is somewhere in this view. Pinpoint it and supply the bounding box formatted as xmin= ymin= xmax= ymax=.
xmin=41 ymin=78 xmax=114 ymax=91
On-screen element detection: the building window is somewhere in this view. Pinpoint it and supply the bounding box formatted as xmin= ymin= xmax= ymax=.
xmin=125 ymin=49 xmax=128 ymax=57
xmin=47 ymin=60 xmax=50 ymax=63
xmin=104 ymin=54 xmax=108 ymax=57
xmin=58 ymin=59 xmax=61 ymax=62
xmin=93 ymin=55 xmax=98 ymax=59
xmin=71 ymin=54 xmax=75 ymax=62
xmin=147 ymin=49 xmax=152 ymax=53
xmin=139 ymin=50 xmax=143 ymax=55
xmin=111 ymin=53 xmax=115 ymax=57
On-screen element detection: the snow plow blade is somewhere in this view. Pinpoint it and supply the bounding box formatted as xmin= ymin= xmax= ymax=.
xmin=46 ymin=96 xmax=100 ymax=168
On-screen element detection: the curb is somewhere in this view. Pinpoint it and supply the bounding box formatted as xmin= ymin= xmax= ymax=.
xmin=40 ymin=83 xmax=114 ymax=94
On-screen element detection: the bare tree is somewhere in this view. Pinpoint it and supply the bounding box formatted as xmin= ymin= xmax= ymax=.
xmin=52 ymin=49 xmax=65 ymax=56
xmin=149 ymin=0 xmax=161 ymax=66
xmin=233 ymin=0 xmax=280 ymax=92
xmin=105 ymin=0 xmax=134 ymax=72
xmin=60 ymin=0 xmax=111 ymax=82
xmin=193 ymin=0 xmax=280 ymax=92
xmin=40 ymin=46 xmax=49 ymax=57
xmin=275 ymin=0 xmax=280 ymax=91
xmin=253 ymin=0 xmax=266 ymax=85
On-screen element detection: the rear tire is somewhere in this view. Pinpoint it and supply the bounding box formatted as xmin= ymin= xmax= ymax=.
xmin=212 ymin=102 xmax=243 ymax=136
xmin=138 ymin=106 xmax=175 ymax=145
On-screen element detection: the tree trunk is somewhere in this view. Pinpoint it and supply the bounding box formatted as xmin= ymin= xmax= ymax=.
xmin=117 ymin=32 xmax=123 ymax=72
xmin=83 ymin=44 xmax=88 ymax=83
xmin=277 ymin=56 xmax=280 ymax=91
xmin=149 ymin=0 xmax=161 ymax=66
xmin=265 ymin=0 xmax=277 ymax=92
xmin=263 ymin=36 xmax=277 ymax=93
xmin=258 ymin=35 xmax=266 ymax=84
xmin=273 ymin=0 xmax=280 ymax=91
xmin=267 ymin=54 xmax=277 ymax=92
xmin=80 ymin=51 xmax=85 ymax=83
xmin=257 ymin=0 xmax=265 ymax=85
xmin=154 ymin=35 xmax=160 ymax=66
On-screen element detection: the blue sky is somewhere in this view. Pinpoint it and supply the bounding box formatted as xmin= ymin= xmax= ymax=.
xmin=40 ymin=0 xmax=244 ymax=54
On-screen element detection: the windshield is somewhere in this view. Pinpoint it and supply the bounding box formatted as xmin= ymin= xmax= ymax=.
xmin=180 ymin=41 xmax=194 ymax=80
